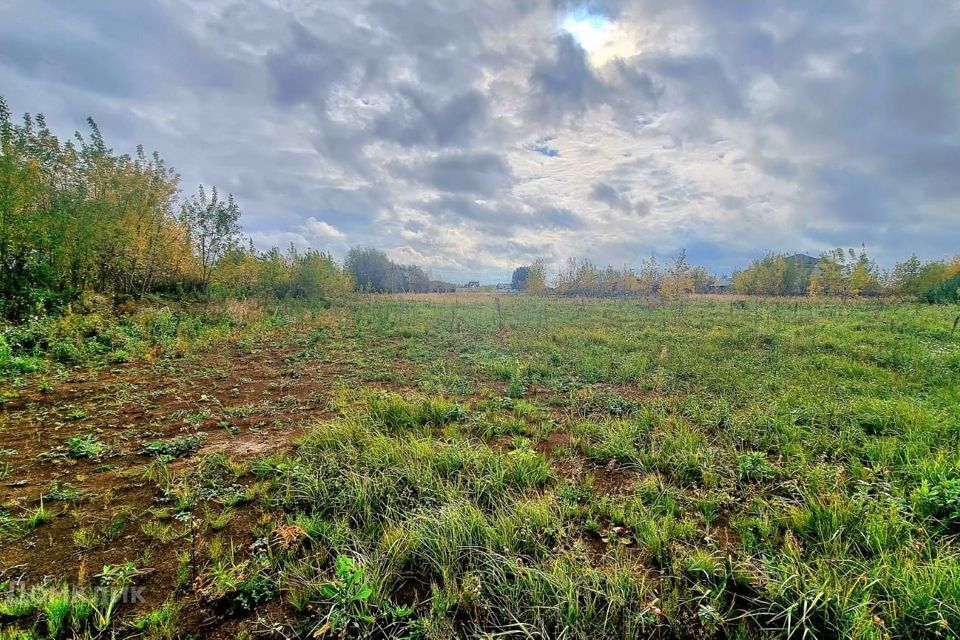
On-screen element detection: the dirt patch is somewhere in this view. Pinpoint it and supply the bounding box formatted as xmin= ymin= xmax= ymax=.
xmin=589 ymin=462 xmax=643 ymax=495
xmin=0 ymin=331 xmax=356 ymax=634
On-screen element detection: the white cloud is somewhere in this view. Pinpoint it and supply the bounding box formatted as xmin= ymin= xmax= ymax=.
xmin=303 ymin=217 xmax=345 ymax=240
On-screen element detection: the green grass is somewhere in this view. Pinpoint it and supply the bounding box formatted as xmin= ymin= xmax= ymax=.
xmin=4 ymin=295 xmax=960 ymax=638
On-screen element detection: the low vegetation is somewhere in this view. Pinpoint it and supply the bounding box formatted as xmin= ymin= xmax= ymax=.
xmin=1 ymin=295 xmax=958 ymax=639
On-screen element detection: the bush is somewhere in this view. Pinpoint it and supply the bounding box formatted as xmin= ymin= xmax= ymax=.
xmin=920 ymin=272 xmax=960 ymax=303
xmin=50 ymin=340 xmax=83 ymax=365
xmin=912 ymin=477 xmax=960 ymax=526
xmin=0 ymin=334 xmax=41 ymax=373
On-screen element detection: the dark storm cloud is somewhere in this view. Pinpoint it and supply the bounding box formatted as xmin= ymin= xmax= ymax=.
xmin=0 ymin=0 xmax=957 ymax=277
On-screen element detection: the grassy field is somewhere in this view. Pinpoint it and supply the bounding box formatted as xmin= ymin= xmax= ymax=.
xmin=1 ymin=295 xmax=959 ymax=639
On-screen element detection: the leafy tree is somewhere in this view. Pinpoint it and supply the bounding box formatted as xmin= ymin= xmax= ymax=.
xmin=891 ymin=254 xmax=925 ymax=296
xmin=690 ymin=266 xmax=711 ymax=293
xmin=917 ymin=257 xmax=960 ymax=303
xmin=0 ymin=98 xmax=190 ymax=317
xmin=344 ymin=247 xmax=431 ymax=293
xmin=732 ymin=254 xmax=811 ymax=296
xmin=659 ymin=250 xmax=694 ymax=298
xmin=526 ymin=259 xmax=547 ymax=294
xmin=180 ymin=184 xmax=242 ymax=294
xmin=637 ymin=255 xmax=660 ymax=296
xmin=511 ymin=266 xmax=529 ymax=291
xmin=291 ymin=249 xmax=354 ymax=302
xmin=847 ymin=248 xmax=881 ymax=296
xmin=809 ymin=249 xmax=850 ymax=297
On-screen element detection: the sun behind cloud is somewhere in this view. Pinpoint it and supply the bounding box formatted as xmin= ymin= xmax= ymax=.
xmin=561 ymin=7 xmax=638 ymax=67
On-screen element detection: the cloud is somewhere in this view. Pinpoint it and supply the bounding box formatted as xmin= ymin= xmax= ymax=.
xmin=590 ymin=182 xmax=651 ymax=216
xmin=303 ymin=218 xmax=345 ymax=240
xmin=1 ymin=0 xmax=958 ymax=279
xmin=415 ymin=152 xmax=516 ymax=196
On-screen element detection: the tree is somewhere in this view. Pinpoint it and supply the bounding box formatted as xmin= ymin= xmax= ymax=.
xmin=659 ymin=250 xmax=693 ymax=298
xmin=344 ymin=246 xmax=431 ymax=293
xmin=690 ymin=266 xmax=711 ymax=293
xmin=891 ymin=254 xmax=924 ymax=296
xmin=180 ymin=184 xmax=242 ymax=294
xmin=511 ymin=266 xmax=529 ymax=291
xmin=847 ymin=248 xmax=881 ymax=296
xmin=526 ymin=259 xmax=547 ymax=294
xmin=291 ymin=249 xmax=354 ymax=302
xmin=637 ymin=254 xmax=660 ymax=296
xmin=809 ymin=249 xmax=850 ymax=297
xmin=732 ymin=254 xmax=812 ymax=296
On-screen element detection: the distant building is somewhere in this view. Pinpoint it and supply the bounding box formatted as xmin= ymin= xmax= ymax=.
xmin=495 ymin=282 xmax=517 ymax=293
xmin=785 ymin=253 xmax=821 ymax=272
xmin=708 ymin=277 xmax=734 ymax=294
xmin=455 ymin=280 xmax=481 ymax=293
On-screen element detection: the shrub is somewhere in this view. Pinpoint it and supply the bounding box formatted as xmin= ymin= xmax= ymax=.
xmin=50 ymin=340 xmax=82 ymax=365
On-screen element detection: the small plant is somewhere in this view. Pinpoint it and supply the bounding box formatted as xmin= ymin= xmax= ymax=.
xmin=912 ymin=477 xmax=960 ymax=526
xmin=46 ymin=482 xmax=82 ymax=501
xmin=84 ymin=563 xmax=141 ymax=631
xmin=64 ymin=434 xmax=105 ymax=459
xmin=736 ymin=451 xmax=775 ymax=483
xmin=51 ymin=340 xmax=82 ymax=365
xmin=42 ymin=590 xmax=73 ymax=638
xmin=141 ymin=434 xmax=205 ymax=460
xmin=195 ymin=552 xmax=274 ymax=615
xmin=26 ymin=499 xmax=51 ymax=530
xmin=73 ymin=527 xmax=97 ymax=550
xmin=314 ymin=555 xmax=376 ymax=636
xmin=129 ymin=599 xmax=180 ymax=639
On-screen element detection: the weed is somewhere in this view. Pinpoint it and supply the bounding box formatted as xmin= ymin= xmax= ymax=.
xmin=736 ymin=451 xmax=776 ymax=483
xmin=64 ymin=434 xmax=104 ymax=458
xmin=141 ymin=434 xmax=205 ymax=460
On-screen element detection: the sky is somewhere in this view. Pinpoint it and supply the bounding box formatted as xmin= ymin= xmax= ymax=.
xmin=1 ymin=0 xmax=958 ymax=282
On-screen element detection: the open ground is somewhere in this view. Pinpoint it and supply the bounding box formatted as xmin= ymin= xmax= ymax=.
xmin=1 ymin=295 xmax=959 ymax=639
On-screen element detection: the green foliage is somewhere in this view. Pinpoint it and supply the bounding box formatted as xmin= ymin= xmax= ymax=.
xmin=919 ymin=271 xmax=960 ymax=304
xmin=735 ymin=451 xmax=775 ymax=483
xmin=0 ymin=97 xmax=188 ymax=319
xmin=912 ymin=477 xmax=960 ymax=526
xmin=64 ymin=434 xmax=105 ymax=459
xmin=316 ymin=556 xmax=376 ymax=634
xmin=344 ymin=247 xmax=431 ymax=293
xmin=196 ymin=553 xmax=275 ymax=615
xmin=129 ymin=599 xmax=180 ymax=639
xmin=0 ymin=96 xmax=354 ymax=323
xmin=141 ymin=434 xmax=205 ymax=461
xmin=732 ymin=253 xmax=813 ymax=296
xmin=180 ymin=184 xmax=242 ymax=291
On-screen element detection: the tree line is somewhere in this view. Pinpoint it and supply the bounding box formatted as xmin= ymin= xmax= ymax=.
xmin=509 ymin=252 xmax=712 ymax=298
xmin=3 ymin=97 xmax=957 ymax=323
xmin=0 ymin=98 xmax=362 ymax=320
xmin=730 ymin=249 xmax=960 ymax=301
xmin=507 ymin=249 xmax=959 ymax=302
